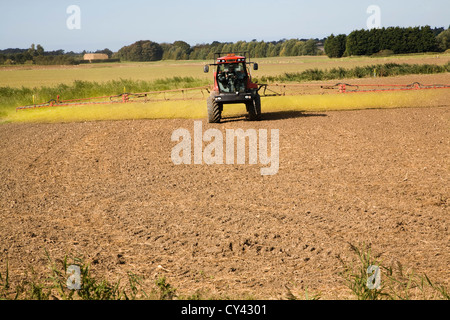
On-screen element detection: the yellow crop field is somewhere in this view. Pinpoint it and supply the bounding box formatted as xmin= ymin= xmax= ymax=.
xmin=8 ymin=89 xmax=449 ymax=123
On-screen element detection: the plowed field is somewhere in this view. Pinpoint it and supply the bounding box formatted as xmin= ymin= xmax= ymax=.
xmin=0 ymin=106 xmax=448 ymax=299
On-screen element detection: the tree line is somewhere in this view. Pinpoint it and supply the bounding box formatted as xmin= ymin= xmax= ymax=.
xmin=325 ymin=26 xmax=450 ymax=58
xmin=114 ymin=38 xmax=324 ymax=62
xmin=0 ymin=45 xmax=114 ymax=65
xmin=115 ymin=26 xmax=449 ymax=62
xmin=1 ymin=25 xmax=449 ymax=65
xmin=0 ymin=38 xmax=325 ymax=65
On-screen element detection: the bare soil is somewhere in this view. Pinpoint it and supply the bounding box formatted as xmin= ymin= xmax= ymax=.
xmin=0 ymin=106 xmax=449 ymax=299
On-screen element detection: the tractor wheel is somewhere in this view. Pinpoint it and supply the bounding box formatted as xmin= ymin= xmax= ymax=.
xmin=247 ymin=94 xmax=262 ymax=121
xmin=207 ymin=96 xmax=222 ymax=123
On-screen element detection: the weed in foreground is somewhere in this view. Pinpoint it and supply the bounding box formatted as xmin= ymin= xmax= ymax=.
xmin=155 ymin=276 xmax=177 ymax=300
xmin=285 ymin=285 xmax=322 ymax=301
xmin=339 ymin=243 xmax=390 ymax=300
xmin=0 ymin=252 xmax=148 ymax=300
xmin=339 ymin=243 xmax=449 ymax=300
xmin=2 ymin=247 xmax=448 ymax=300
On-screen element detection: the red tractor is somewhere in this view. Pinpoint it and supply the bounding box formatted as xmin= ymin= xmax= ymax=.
xmin=203 ymin=52 xmax=261 ymax=123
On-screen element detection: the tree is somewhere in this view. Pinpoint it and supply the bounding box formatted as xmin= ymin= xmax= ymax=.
xmin=340 ymin=26 xmax=439 ymax=57
xmin=36 ymin=44 xmax=44 ymax=56
xmin=232 ymin=41 xmax=245 ymax=53
xmin=117 ymin=40 xmax=163 ymax=61
xmin=436 ymin=28 xmax=450 ymax=51
xmin=266 ymin=43 xmax=279 ymax=57
xmin=28 ymin=44 xmax=36 ymax=57
xmin=254 ymin=41 xmax=267 ymax=58
xmin=302 ymin=39 xmax=318 ymax=56
xmin=292 ymin=41 xmax=304 ymax=56
xmin=418 ymin=26 xmax=438 ymax=52
xmin=325 ymin=34 xmax=347 ymax=58
xmin=173 ymin=41 xmax=191 ymax=55
xmin=95 ymin=48 xmax=113 ymax=58
xmin=345 ymin=30 xmax=368 ymax=56
xmin=279 ymin=39 xmax=298 ymax=56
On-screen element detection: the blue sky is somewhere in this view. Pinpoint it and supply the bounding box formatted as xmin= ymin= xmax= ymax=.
xmin=0 ymin=0 xmax=448 ymax=52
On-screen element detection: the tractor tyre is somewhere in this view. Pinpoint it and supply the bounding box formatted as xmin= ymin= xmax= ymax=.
xmin=247 ymin=93 xmax=262 ymax=121
xmin=207 ymin=96 xmax=222 ymax=123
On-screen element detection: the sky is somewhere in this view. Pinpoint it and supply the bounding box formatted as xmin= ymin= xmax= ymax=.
xmin=0 ymin=0 xmax=448 ymax=52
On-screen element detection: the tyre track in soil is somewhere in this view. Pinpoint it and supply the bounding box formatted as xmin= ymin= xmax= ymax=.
xmin=0 ymin=107 xmax=449 ymax=299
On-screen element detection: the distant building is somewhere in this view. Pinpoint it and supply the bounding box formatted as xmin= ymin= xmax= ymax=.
xmin=83 ymin=53 xmax=109 ymax=62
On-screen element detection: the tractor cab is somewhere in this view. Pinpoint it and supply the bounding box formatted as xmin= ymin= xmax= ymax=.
xmin=203 ymin=53 xmax=259 ymax=94
xmin=216 ymin=56 xmax=248 ymax=93
xmin=203 ymin=52 xmax=261 ymax=123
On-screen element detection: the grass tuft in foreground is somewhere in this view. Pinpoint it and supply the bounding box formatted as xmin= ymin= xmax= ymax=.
xmin=339 ymin=243 xmax=449 ymax=300
xmin=0 ymin=252 xmax=148 ymax=300
xmin=1 ymin=246 xmax=448 ymax=300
